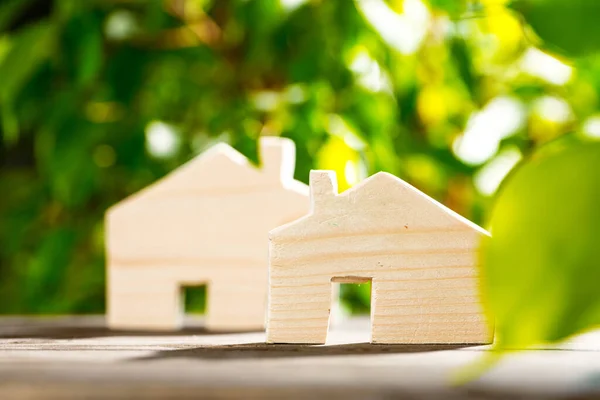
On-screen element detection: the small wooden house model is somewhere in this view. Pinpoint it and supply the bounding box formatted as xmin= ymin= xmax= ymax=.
xmin=106 ymin=137 xmax=308 ymax=331
xmin=267 ymin=170 xmax=493 ymax=344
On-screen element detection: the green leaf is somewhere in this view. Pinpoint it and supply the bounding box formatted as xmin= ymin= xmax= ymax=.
xmin=508 ymin=0 xmax=600 ymax=58
xmin=450 ymin=37 xmax=477 ymax=101
xmin=0 ymin=21 xmax=55 ymax=144
xmin=24 ymin=228 xmax=77 ymax=312
xmin=62 ymin=11 xmax=104 ymax=85
xmin=0 ymin=21 xmax=55 ymax=102
xmin=427 ymin=0 xmax=469 ymax=17
xmin=0 ymin=100 xmax=18 ymax=144
xmin=482 ymin=140 xmax=600 ymax=349
xmin=0 ymin=0 xmax=35 ymax=32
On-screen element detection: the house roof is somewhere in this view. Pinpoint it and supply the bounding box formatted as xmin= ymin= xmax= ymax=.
xmin=270 ymin=171 xmax=489 ymax=238
xmin=108 ymin=137 xmax=307 ymax=215
xmin=344 ymin=172 xmax=487 ymax=234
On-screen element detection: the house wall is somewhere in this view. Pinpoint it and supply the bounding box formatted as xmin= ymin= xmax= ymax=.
xmin=107 ymin=186 xmax=308 ymax=331
xmin=108 ymin=189 xmax=307 ymax=264
xmin=268 ymin=225 xmax=492 ymax=344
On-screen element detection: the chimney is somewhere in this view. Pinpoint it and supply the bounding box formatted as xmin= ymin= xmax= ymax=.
xmin=310 ymin=170 xmax=338 ymax=212
xmin=259 ymin=137 xmax=295 ymax=181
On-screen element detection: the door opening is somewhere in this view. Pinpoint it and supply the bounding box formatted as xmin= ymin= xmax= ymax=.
xmin=330 ymin=277 xmax=372 ymax=343
xmin=182 ymin=285 xmax=207 ymax=328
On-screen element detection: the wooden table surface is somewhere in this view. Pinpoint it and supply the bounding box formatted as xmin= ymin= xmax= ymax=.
xmin=1 ymin=316 xmax=599 ymax=399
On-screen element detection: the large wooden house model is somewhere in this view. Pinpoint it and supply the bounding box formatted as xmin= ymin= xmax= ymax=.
xmin=267 ymin=170 xmax=493 ymax=344
xmin=106 ymin=137 xmax=309 ymax=331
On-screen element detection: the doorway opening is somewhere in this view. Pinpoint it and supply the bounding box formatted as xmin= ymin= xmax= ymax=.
xmin=330 ymin=277 xmax=372 ymax=343
xmin=182 ymin=285 xmax=207 ymax=327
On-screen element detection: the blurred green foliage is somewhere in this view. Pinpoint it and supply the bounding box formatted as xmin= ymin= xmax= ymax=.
xmin=0 ymin=0 xmax=599 ymax=337
xmin=480 ymin=0 xmax=600 ymax=351
xmin=482 ymin=140 xmax=600 ymax=349
xmin=508 ymin=0 xmax=600 ymax=58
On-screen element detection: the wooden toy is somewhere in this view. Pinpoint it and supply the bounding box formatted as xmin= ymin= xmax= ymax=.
xmin=106 ymin=137 xmax=309 ymax=331
xmin=267 ymin=170 xmax=493 ymax=344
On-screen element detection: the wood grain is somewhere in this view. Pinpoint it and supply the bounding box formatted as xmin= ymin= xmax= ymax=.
xmin=267 ymin=170 xmax=493 ymax=344
xmin=106 ymin=137 xmax=309 ymax=331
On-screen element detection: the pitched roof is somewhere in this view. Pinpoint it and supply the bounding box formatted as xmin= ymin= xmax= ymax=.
xmin=108 ymin=138 xmax=307 ymax=214
xmin=270 ymin=171 xmax=488 ymax=238
xmin=344 ymin=172 xmax=488 ymax=234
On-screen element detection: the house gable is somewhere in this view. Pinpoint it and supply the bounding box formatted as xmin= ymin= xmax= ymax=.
xmin=108 ymin=137 xmax=301 ymax=216
xmin=270 ymin=170 xmax=488 ymax=241
xmin=106 ymin=137 xmax=309 ymax=261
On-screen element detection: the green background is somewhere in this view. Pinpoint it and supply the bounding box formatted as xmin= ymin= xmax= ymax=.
xmin=1 ymin=0 xmax=599 ymax=324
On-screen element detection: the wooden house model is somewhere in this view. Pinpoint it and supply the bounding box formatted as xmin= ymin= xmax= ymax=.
xmin=267 ymin=170 xmax=493 ymax=344
xmin=106 ymin=137 xmax=309 ymax=331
